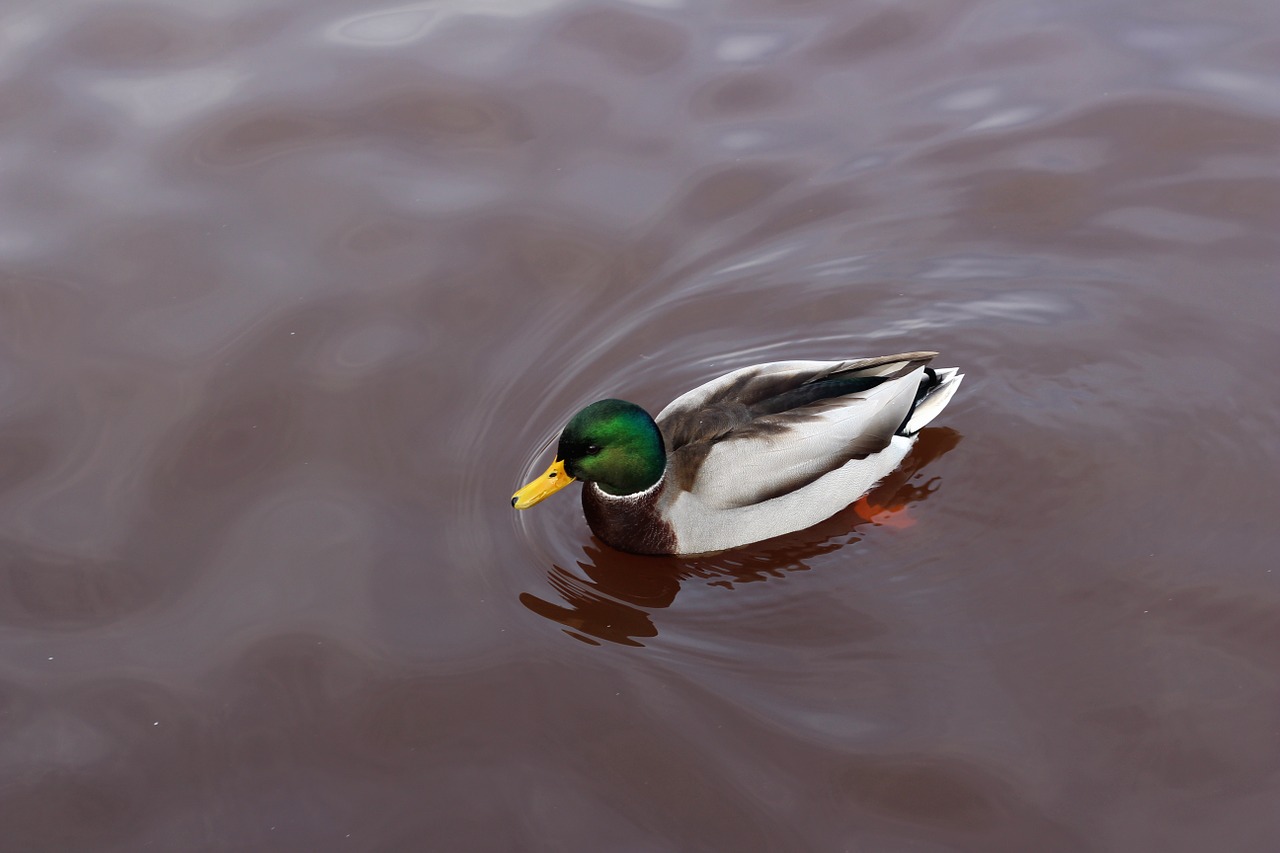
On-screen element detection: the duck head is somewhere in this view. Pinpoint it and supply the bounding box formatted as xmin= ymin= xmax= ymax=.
xmin=512 ymin=399 xmax=666 ymax=508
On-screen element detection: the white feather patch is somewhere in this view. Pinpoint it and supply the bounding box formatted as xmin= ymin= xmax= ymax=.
xmin=663 ymin=435 xmax=915 ymax=554
xmin=686 ymin=367 xmax=923 ymax=509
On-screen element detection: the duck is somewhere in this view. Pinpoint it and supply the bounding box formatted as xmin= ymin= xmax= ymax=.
xmin=512 ymin=351 xmax=963 ymax=555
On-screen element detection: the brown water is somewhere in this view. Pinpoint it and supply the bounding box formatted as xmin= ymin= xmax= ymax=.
xmin=2 ymin=0 xmax=1279 ymax=850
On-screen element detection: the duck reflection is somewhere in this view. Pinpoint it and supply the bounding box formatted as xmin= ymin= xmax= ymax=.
xmin=520 ymin=427 xmax=961 ymax=646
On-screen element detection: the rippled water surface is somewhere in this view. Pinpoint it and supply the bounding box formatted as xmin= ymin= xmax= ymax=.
xmin=3 ymin=0 xmax=1280 ymax=849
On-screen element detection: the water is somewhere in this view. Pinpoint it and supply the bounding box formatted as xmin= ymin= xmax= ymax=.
xmin=2 ymin=0 xmax=1279 ymax=850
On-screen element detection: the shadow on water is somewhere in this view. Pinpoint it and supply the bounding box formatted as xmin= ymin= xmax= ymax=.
xmin=520 ymin=427 xmax=962 ymax=646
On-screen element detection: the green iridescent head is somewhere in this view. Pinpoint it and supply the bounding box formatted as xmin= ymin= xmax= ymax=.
xmin=557 ymin=399 xmax=666 ymax=496
xmin=512 ymin=399 xmax=667 ymax=509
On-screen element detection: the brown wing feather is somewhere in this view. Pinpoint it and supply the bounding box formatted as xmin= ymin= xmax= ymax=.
xmin=657 ymin=352 xmax=935 ymax=451
xmin=660 ymin=353 xmax=931 ymax=499
xmin=658 ymin=353 xmax=935 ymax=496
xmin=718 ymin=393 xmax=909 ymax=506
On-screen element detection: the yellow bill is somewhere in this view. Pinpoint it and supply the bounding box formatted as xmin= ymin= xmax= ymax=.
xmin=512 ymin=459 xmax=576 ymax=509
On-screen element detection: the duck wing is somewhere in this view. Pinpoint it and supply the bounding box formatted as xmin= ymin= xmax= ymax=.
xmin=655 ymin=353 xmax=935 ymax=508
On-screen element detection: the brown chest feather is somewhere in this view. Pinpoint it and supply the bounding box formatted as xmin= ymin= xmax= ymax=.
xmin=581 ymin=483 xmax=678 ymax=556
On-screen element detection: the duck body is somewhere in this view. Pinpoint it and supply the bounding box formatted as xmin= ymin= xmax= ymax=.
xmin=514 ymin=351 xmax=963 ymax=555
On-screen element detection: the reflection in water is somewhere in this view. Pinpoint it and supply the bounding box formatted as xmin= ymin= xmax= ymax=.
xmin=522 ymin=428 xmax=961 ymax=646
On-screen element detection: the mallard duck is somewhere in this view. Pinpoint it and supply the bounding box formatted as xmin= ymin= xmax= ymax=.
xmin=512 ymin=351 xmax=963 ymax=555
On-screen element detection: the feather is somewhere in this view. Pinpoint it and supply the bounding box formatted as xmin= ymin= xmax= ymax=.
xmin=656 ymin=352 xmax=936 ymax=500
xmin=685 ymin=368 xmax=923 ymax=508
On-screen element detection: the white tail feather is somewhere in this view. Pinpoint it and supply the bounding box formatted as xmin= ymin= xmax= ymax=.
xmin=903 ymin=369 xmax=963 ymax=434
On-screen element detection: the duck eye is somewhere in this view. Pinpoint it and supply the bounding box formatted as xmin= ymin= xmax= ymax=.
xmin=586 ymin=444 xmax=601 ymax=455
